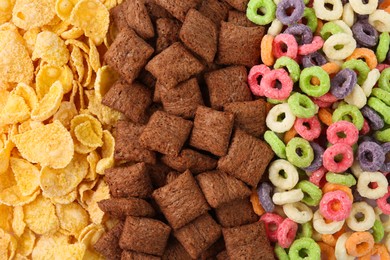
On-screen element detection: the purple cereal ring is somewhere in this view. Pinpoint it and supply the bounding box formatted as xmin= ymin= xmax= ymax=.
xmin=330 ymin=68 xmax=357 ymax=99
xmin=302 ymin=51 xmax=327 ymax=68
xmin=361 ymin=106 xmax=385 ymax=131
xmin=257 ymin=182 xmax=275 ymax=212
xmin=352 ymin=21 xmax=379 ymax=48
xmin=304 ymin=142 xmax=324 ymax=173
xmin=284 ymin=24 xmax=313 ymax=45
xmin=261 ymin=69 xmax=293 ymax=100
xmin=273 ymin=34 xmax=299 ymax=59
xmin=276 ymin=0 xmax=305 ymax=25
xmin=358 ymin=141 xmax=385 ymax=172
xmin=381 ymin=143 xmax=390 ymax=173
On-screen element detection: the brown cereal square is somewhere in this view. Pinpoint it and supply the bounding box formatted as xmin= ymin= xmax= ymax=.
xmin=104 ymin=28 xmax=154 ymax=84
xmin=161 ymin=149 xmax=217 ymax=174
xmin=196 ymin=170 xmax=251 ymax=208
xmin=222 ymin=222 xmax=274 ymax=260
xmin=110 ymin=3 xmax=129 ymax=33
xmin=145 ymin=0 xmax=174 ymax=21
xmin=154 ymin=0 xmax=203 ymax=21
xmin=224 ymin=0 xmax=249 ymax=11
xmin=119 ymin=217 xmax=171 ymax=256
xmin=174 ymin=213 xmax=222 ymax=259
xmin=114 ymin=121 xmax=156 ymax=165
xmin=189 ymin=106 xmax=234 ymax=157
xmin=160 ymin=78 xmax=204 ymax=119
xmin=121 ymin=251 xmax=161 ymax=260
xmin=152 ymin=170 xmax=210 ymax=229
xmin=94 ymin=222 xmax=124 ymax=260
xmin=215 ymin=198 xmax=258 ymax=227
xmin=105 ymin=162 xmax=153 ymax=198
xmin=218 ymin=130 xmax=274 ymax=187
xmin=227 ymin=10 xmax=256 ymax=27
xmin=98 ymin=198 xmax=155 ymax=219
xmin=198 ymin=0 xmax=230 ymax=25
xmin=179 ymin=9 xmax=218 ymax=63
xmin=205 ymin=66 xmax=252 ymax=110
xmin=224 ymin=99 xmax=267 ymax=137
xmin=217 ymin=22 xmax=264 ymax=67
xmin=153 ymin=81 xmax=167 ymax=103
xmin=162 ymin=238 xmax=192 ymax=260
xmin=147 ymin=162 xmax=173 ymax=188
xmin=139 ymin=111 xmax=193 ymax=156
xmin=124 ymin=0 xmax=154 ymax=39
xmin=145 ymin=42 xmax=204 ymax=89
xmin=156 ymin=18 xmax=181 ymax=53
xmin=200 ymin=238 xmax=226 ymax=260
xmin=216 ymin=250 xmax=229 ymax=260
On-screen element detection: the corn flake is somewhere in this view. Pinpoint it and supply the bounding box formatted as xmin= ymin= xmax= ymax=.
xmin=12 ymin=0 xmax=56 ymax=29
xmin=86 ymin=180 xmax=109 ymax=224
xmin=0 ymin=139 xmax=14 ymax=175
xmin=77 ymin=180 xmax=97 ymax=209
xmin=53 ymin=101 xmax=78 ymax=129
xmin=88 ymin=38 xmax=101 ymax=72
xmin=0 ymin=0 xmax=15 ymax=24
xmin=70 ymin=46 xmax=85 ymax=81
xmin=32 ymin=31 xmax=70 ymax=67
xmin=11 ymin=120 xmax=74 ymax=169
xmin=61 ymin=26 xmax=83 ymax=39
xmin=11 ymin=206 xmax=25 ymax=237
xmin=55 ymin=202 xmax=89 ymax=237
xmin=50 ymin=189 xmax=77 ymax=205
xmin=0 ymin=204 xmax=12 ymax=233
xmin=96 ymin=130 xmax=114 ymax=175
xmin=31 ymin=232 xmax=69 ymax=260
xmin=22 ymin=27 xmax=40 ymax=55
xmin=86 ymin=150 xmax=100 ymax=181
xmin=31 ymin=81 xmax=64 ymax=122
xmin=15 ymin=228 xmax=35 ymax=257
xmin=78 ymin=224 xmax=105 ymax=259
xmin=83 ymin=52 xmax=93 ymax=88
xmin=0 ymin=185 xmax=40 ymax=206
xmin=71 ymin=114 xmax=103 ymax=148
xmin=36 ymin=65 xmax=73 ymax=99
xmin=55 ymin=0 xmax=79 ymax=21
xmin=0 ymin=92 xmax=30 ymax=125
xmin=12 ymin=83 xmax=38 ymax=111
xmin=86 ymin=90 xmax=123 ymax=126
xmin=0 ymin=228 xmax=14 ymax=260
xmin=10 ymin=157 xmax=39 ymax=197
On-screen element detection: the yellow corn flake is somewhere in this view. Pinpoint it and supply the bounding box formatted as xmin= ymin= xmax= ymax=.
xmin=31 ymin=232 xmax=70 ymax=259
xmin=10 ymin=158 xmax=40 ymax=196
xmin=40 ymin=153 xmax=88 ymax=198
xmin=32 ymin=31 xmax=70 ymax=67
xmin=61 ymin=26 xmax=83 ymax=39
xmin=55 ymin=0 xmax=79 ymax=21
xmin=53 ymin=101 xmax=78 ymax=129
xmin=0 ymin=0 xmax=15 ymax=24
xmin=31 ymin=81 xmax=64 ymax=122
xmin=14 ymin=253 xmax=28 ymax=260
xmin=23 ymin=195 xmax=59 ymax=235
xmin=69 ymin=0 xmax=109 ymax=45
xmin=0 ymin=92 xmax=30 ymax=125
xmin=0 ymin=30 xmax=34 ymax=85
xmin=96 ymin=130 xmax=114 ymax=175
xmin=65 ymin=38 xmax=90 ymax=53
xmin=11 ymin=206 xmax=25 ymax=237
xmin=70 ymin=46 xmax=85 ymax=81
xmin=50 ymin=189 xmax=77 ymax=205
xmin=78 ymin=224 xmax=105 ymax=259
xmin=83 ymin=52 xmax=93 ymax=88
xmin=11 ymin=120 xmax=74 ymax=169
xmin=71 ymin=114 xmax=103 ymax=148
xmin=36 ymin=65 xmax=73 ymax=99
xmin=94 ymin=65 xmax=119 ymax=100
xmin=86 ymin=91 xmax=123 ymax=126
xmin=17 ymin=120 xmax=44 ymax=134
xmin=43 ymin=18 xmax=70 ymax=35
xmin=86 ymin=150 xmax=100 ymax=181
xmin=15 ymin=228 xmax=35 ymax=257
xmin=55 ymin=202 xmax=89 ymax=237
xmin=88 ymin=38 xmax=101 ymax=72
xmin=86 ymin=180 xmax=110 ymax=224
xmin=0 ymin=140 xmax=14 ymax=175
xmin=22 ymin=27 xmax=40 ymax=55
xmin=0 ymin=167 xmax=16 ymax=192
xmin=57 ymin=243 xmax=86 ymax=260
xmin=0 ymin=204 xmax=12 ymax=233
xmin=12 ymin=83 xmax=38 ymax=111
xmin=0 ymin=228 xmax=15 ymax=260
xmin=0 ymin=185 xmax=40 ymax=206
xmin=77 ymin=180 xmax=97 ymax=209
xmin=12 ymin=0 xmax=56 ymax=30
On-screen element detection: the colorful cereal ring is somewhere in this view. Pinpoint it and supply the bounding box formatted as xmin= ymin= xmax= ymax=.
xmin=277 ymin=218 xmax=298 ymax=248
xmin=345 ymin=231 xmax=375 ymax=257
xmin=319 ymin=190 xmax=352 ymax=221
xmin=299 ymin=66 xmax=330 ymax=97
xmin=326 ymin=120 xmax=359 ymax=146
xmin=294 ymin=116 xmax=321 ymax=141
xmin=260 ymin=212 xmax=284 ymax=242
xmin=323 ymin=143 xmax=354 ymax=173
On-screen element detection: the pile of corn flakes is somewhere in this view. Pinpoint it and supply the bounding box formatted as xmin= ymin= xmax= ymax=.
xmin=0 ymin=0 xmax=125 ymax=259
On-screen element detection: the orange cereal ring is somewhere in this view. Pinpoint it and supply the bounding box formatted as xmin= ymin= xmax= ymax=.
xmin=385 ymin=6 xmax=390 ymax=13
xmin=359 ymin=244 xmax=390 ymax=260
xmin=311 ymin=62 xmax=340 ymax=85
xmin=315 ymin=19 xmax=323 ymax=36
xmin=347 ymin=48 xmax=378 ymax=70
xmin=250 ymin=189 xmax=265 ymax=216
xmin=261 ymin=35 xmax=275 ymax=66
xmin=345 ymin=232 xmax=375 ymax=257
xmin=322 ymin=183 xmax=353 ymax=201
xmin=318 ymin=108 xmax=333 ymax=126
xmin=322 ymin=225 xmax=347 ymax=247
xmin=379 ymin=0 xmax=390 ymax=9
xmin=283 ymin=127 xmax=297 ymax=144
xmin=318 ymin=242 xmax=336 ymax=260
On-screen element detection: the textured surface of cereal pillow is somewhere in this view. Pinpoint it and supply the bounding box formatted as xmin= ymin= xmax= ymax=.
xmin=94 ymin=222 xmax=124 ymax=260
xmin=198 ymin=0 xmax=230 ymax=25
xmin=123 ymin=0 xmax=154 ymax=39
xmin=215 ymin=198 xmax=259 ymax=227
xmin=154 ymin=0 xmax=203 ymax=21
xmin=156 ymin=18 xmax=181 ymax=53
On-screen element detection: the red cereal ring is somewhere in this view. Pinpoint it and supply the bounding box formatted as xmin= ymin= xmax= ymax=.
xmin=323 ymin=143 xmax=354 ymax=173
xmin=316 ymin=92 xmax=338 ymax=103
xmin=360 ymin=119 xmax=371 ymax=135
xmin=377 ymin=64 xmax=390 ymax=72
xmin=309 ymin=166 xmax=327 ymax=187
xmin=276 ymin=218 xmax=298 ymax=248
xmin=312 ymin=98 xmax=333 ymax=108
xmin=326 ymin=121 xmax=359 ymax=146
xmin=294 ymin=116 xmax=322 ymax=141
xmin=248 ymin=64 xmax=272 ymax=96
xmin=319 ymin=190 xmax=353 ymax=221
xmin=272 ymin=34 xmax=298 ymax=60
xmin=377 ymin=187 xmax=390 ymax=214
xmin=260 ymin=212 xmax=284 ymax=242
xmin=298 ymin=36 xmax=324 ymax=55
xmin=261 ymin=69 xmax=293 ymax=100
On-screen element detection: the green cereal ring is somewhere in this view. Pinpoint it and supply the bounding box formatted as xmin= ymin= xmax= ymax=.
xmin=264 ymin=130 xmax=287 ymax=159
xmin=267 ymin=97 xmax=286 ymax=104
xmin=287 ymin=92 xmax=316 ymax=118
xmin=371 ymin=88 xmax=390 ymax=106
xmin=286 ymin=137 xmax=314 ymax=168
xmin=342 ymin=59 xmax=370 ymax=86
xmin=368 ymin=97 xmax=390 ymax=125
xmin=299 ymin=66 xmax=330 ymax=97
xmin=296 ymin=180 xmax=322 ymax=206
xmin=246 ymin=0 xmax=276 ymax=25
xmin=325 ymin=172 xmax=357 ymax=187
xmin=376 ymin=32 xmax=390 ymax=63
xmin=296 ymin=222 xmax=313 ymax=239
xmin=372 ymin=219 xmax=385 ymax=243
xmin=288 ymin=237 xmax=321 ymax=260
xmin=378 ymin=68 xmax=390 ymax=92
xmin=274 ymin=57 xmax=301 ymax=83
xmin=275 ymin=243 xmax=290 ymax=260
xmin=320 ymin=21 xmax=344 ymax=40
xmin=302 ymin=8 xmax=318 ymax=32
xmin=332 ymin=104 xmax=364 ymax=130
xmin=374 ymin=128 xmax=390 ymax=142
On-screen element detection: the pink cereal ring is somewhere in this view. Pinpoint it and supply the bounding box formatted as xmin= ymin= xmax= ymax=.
xmin=294 ymin=116 xmax=322 ymax=141
xmin=377 ymin=187 xmax=390 ymax=214
xmin=377 ymin=64 xmax=390 ymax=72
xmin=260 ymin=213 xmax=284 ymax=242
xmin=316 ymin=92 xmax=339 ymax=103
xmin=261 ymin=69 xmax=293 ymax=100
xmin=312 ymin=98 xmax=332 ymax=108
xmin=360 ymin=119 xmax=371 ymax=135
xmin=248 ymin=64 xmax=271 ymax=96
xmin=298 ymin=36 xmax=324 ymax=55
xmin=323 ymin=143 xmax=354 ymax=173
xmin=272 ymin=34 xmax=298 ymax=59
xmin=277 ymin=218 xmax=298 ymax=248
xmin=326 ymin=121 xmax=359 ymax=146
xmin=319 ymin=190 xmax=352 ymax=221
xmin=309 ymin=166 xmax=327 ymax=187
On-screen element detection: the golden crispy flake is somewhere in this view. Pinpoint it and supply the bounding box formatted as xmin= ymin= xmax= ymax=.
xmin=0 ymin=205 xmax=12 ymax=233
xmin=12 ymin=83 xmax=38 ymax=111
xmin=15 ymin=228 xmax=35 ymax=256
xmin=10 ymin=157 xmax=40 ymax=196
xmin=85 ymin=150 xmax=100 ymax=181
xmin=61 ymin=26 xmax=83 ymax=39
xmin=12 ymin=0 xmax=56 ymax=30
xmin=70 ymin=46 xmax=85 ymax=81
xmin=55 ymin=0 xmax=79 ymax=21
xmin=0 ymin=0 xmax=15 ymax=24
xmin=22 ymin=27 xmax=40 ymax=55
xmin=50 ymin=190 xmax=77 ymax=205
xmin=0 ymin=139 xmax=14 ymax=175
xmin=0 ymin=92 xmax=30 ymax=125
xmin=55 ymin=202 xmax=89 ymax=237
xmin=53 ymin=101 xmax=78 ymax=130
xmin=11 ymin=206 xmax=25 ymax=237
xmin=31 ymin=81 xmax=64 ymax=122
xmin=86 ymin=180 xmax=109 ymax=224
xmin=32 ymin=31 xmax=70 ymax=66
xmin=0 ymin=185 xmax=40 ymax=207
xmin=96 ymin=130 xmax=114 ymax=175
xmin=36 ymin=65 xmax=73 ymax=99
xmin=88 ymin=38 xmax=101 ymax=72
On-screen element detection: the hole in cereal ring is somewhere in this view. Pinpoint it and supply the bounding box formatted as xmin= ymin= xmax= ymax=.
xmin=278 ymin=169 xmax=288 ymax=179
xmin=336 ymin=132 xmax=347 ymax=138
xmin=355 ymin=212 xmax=365 ymax=222
xmin=324 ymin=3 xmax=334 ymax=10
xmin=334 ymin=154 xmax=344 ymax=162
xmin=299 ymin=248 xmax=309 ymax=258
xmin=277 ymin=113 xmax=286 ymax=121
